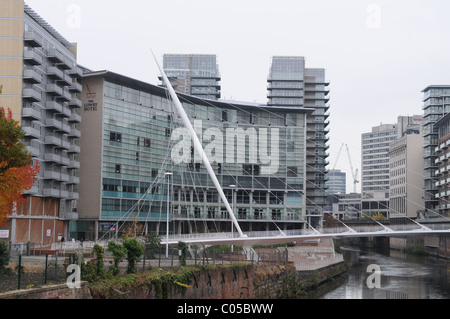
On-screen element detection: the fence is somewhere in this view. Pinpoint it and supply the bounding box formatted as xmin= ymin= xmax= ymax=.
xmin=0 ymin=242 xmax=291 ymax=294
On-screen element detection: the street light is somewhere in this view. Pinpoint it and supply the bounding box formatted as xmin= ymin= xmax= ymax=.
xmin=165 ymin=172 xmax=173 ymax=258
xmin=229 ymin=184 xmax=237 ymax=252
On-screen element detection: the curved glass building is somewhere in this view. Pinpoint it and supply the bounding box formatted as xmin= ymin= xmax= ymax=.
xmin=75 ymin=70 xmax=314 ymax=240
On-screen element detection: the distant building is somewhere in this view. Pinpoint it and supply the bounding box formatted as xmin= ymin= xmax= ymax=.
xmin=267 ymin=56 xmax=330 ymax=226
xmin=433 ymin=110 xmax=450 ymax=217
xmin=422 ymin=85 xmax=450 ymax=212
xmin=326 ymin=169 xmax=346 ymax=195
xmin=160 ymin=54 xmax=221 ymax=100
xmin=388 ymin=128 xmax=425 ymax=222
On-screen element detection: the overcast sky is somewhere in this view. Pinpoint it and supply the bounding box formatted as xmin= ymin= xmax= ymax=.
xmin=25 ymin=0 xmax=450 ymax=192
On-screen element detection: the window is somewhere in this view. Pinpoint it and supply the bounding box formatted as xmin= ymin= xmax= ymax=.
xmin=110 ymin=132 xmax=122 ymax=142
xmin=287 ymin=167 xmax=298 ymax=177
xmin=243 ymin=165 xmax=260 ymax=176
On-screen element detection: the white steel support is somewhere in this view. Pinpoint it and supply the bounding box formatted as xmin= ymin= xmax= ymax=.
xmin=151 ymin=49 xmax=245 ymax=238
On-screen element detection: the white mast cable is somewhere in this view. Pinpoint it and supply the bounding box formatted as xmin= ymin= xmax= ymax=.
xmin=151 ymin=48 xmax=246 ymax=238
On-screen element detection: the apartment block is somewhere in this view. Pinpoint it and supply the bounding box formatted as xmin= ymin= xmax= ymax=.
xmin=267 ymin=56 xmax=330 ymax=227
xmin=0 ymin=1 xmax=82 ymax=246
xmin=161 ymin=54 xmax=221 ymax=100
xmin=422 ymin=85 xmax=450 ymax=212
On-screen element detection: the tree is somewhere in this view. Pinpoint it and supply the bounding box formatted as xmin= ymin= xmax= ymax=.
xmin=0 ymin=107 xmax=30 ymax=172
xmin=107 ymin=241 xmax=127 ymax=276
xmin=0 ymin=107 xmax=40 ymax=226
xmin=123 ymin=237 xmax=143 ymax=274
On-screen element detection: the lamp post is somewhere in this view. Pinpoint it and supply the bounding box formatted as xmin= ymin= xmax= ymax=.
xmin=165 ymin=172 xmax=172 ymax=258
xmin=229 ymin=184 xmax=236 ymax=252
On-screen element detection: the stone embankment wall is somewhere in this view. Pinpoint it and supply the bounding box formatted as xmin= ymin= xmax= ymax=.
xmin=0 ymin=262 xmax=347 ymax=299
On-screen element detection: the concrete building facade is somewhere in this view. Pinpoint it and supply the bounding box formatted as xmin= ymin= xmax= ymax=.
xmin=388 ymin=130 xmax=425 ymax=221
xmin=267 ymin=56 xmax=330 ymax=227
xmin=0 ymin=1 xmax=81 ymax=246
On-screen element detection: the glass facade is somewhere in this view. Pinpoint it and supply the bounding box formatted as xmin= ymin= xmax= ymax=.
xmin=78 ymin=71 xmax=310 ymax=238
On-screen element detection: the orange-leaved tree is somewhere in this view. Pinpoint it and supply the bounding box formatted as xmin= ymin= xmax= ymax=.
xmin=0 ymin=107 xmax=40 ymax=226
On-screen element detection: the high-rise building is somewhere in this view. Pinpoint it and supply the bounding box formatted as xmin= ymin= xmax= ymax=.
xmin=326 ymin=169 xmax=346 ymax=195
xmin=388 ymin=128 xmax=425 ymax=222
xmin=432 ymin=105 xmax=450 ymax=217
xmin=267 ymin=56 xmax=330 ymax=227
xmin=0 ymin=2 xmax=82 ymax=247
xmin=422 ymin=85 xmax=450 ymax=212
xmin=161 ymin=54 xmax=221 ymax=100
xmin=361 ymin=123 xmax=398 ymax=195
xmin=75 ymin=70 xmax=311 ymax=241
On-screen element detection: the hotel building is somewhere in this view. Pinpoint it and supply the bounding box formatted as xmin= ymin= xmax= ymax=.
xmin=0 ymin=1 xmax=81 ymax=246
xmin=75 ymin=70 xmax=311 ymax=241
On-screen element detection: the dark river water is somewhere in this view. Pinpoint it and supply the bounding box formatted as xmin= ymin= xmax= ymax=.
xmin=319 ymin=247 xmax=450 ymax=299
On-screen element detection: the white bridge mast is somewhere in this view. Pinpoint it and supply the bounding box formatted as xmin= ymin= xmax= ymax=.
xmin=151 ymin=49 xmax=245 ymax=238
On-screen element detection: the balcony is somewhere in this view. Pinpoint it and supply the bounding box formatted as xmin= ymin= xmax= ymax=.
xmin=58 ymin=57 xmax=73 ymax=70
xmin=45 ymin=118 xmax=62 ymax=130
xmin=23 ymin=50 xmax=43 ymax=65
xmin=26 ymin=145 xmax=40 ymax=157
xmin=47 ymin=66 xmax=64 ymax=80
xmin=44 ymin=171 xmax=61 ymax=180
xmin=22 ymin=126 xmax=41 ymax=139
xmin=44 ymin=135 xmax=62 ymax=147
xmin=47 ymin=48 xmax=64 ymax=63
xmin=23 ymin=88 xmax=42 ymax=102
xmin=68 ymin=113 xmax=81 ymax=123
xmin=68 ymin=175 xmax=80 ymax=184
xmin=69 ymin=82 xmax=82 ymax=93
xmin=68 ymin=128 xmax=81 ymax=138
xmin=68 ymin=66 xmax=83 ymax=80
xmin=22 ymin=106 xmax=41 ymax=120
xmin=57 ymin=89 xmax=72 ymax=102
xmin=23 ymin=69 xmax=42 ymax=84
xmin=68 ymin=192 xmax=79 ymax=200
xmin=61 ymin=139 xmax=70 ymax=150
xmin=68 ymin=160 xmax=80 ymax=169
xmin=61 ymin=105 xmax=72 ymax=117
xmin=43 ymin=188 xmax=60 ymax=197
xmin=24 ymin=32 xmax=43 ymax=47
xmin=46 ymin=84 xmax=63 ymax=96
xmin=60 ymin=122 xmax=71 ymax=134
xmin=43 ymin=153 xmax=61 ymax=163
xmin=68 ymin=98 xmax=82 ymax=108
xmin=68 ymin=144 xmax=80 ymax=154
xmin=46 ymin=101 xmax=63 ymax=113
xmin=60 ymin=156 xmax=70 ymax=166
xmin=61 ymin=73 xmax=73 ymax=86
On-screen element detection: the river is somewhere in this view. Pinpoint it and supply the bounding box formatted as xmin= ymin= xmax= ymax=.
xmin=319 ymin=246 xmax=450 ymax=299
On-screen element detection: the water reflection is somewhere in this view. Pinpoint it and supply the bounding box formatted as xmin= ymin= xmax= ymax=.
xmin=320 ymin=247 xmax=450 ymax=299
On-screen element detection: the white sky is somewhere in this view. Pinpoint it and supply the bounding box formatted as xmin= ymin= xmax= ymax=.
xmin=24 ymin=0 xmax=450 ymax=193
